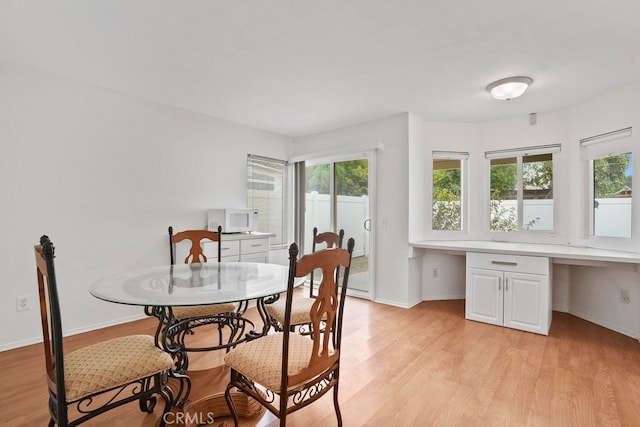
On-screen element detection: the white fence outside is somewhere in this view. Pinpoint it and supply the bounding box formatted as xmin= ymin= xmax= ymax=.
xmin=494 ymin=198 xmax=631 ymax=237
xmin=304 ymin=192 xmax=369 ymax=257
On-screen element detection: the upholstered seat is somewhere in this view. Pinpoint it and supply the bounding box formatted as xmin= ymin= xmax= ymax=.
xmin=63 ymin=335 xmax=173 ymax=401
xmin=266 ymin=228 xmax=343 ymax=333
xmin=149 ymin=226 xmax=241 ymax=374
xmin=35 ymin=235 xmax=175 ymax=427
xmin=224 ymin=239 xmax=355 ymax=427
xmin=172 ymin=303 xmax=238 ymax=320
xmin=266 ymin=297 xmax=326 ymax=326
xmin=224 ymin=333 xmax=313 ymax=391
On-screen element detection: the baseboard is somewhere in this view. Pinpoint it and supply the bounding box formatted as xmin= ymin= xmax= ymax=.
xmin=1 ymin=313 xmax=149 ymax=352
xmin=569 ymin=308 xmax=639 ymax=340
xmin=422 ymin=293 xmax=465 ymax=301
xmin=0 ymin=337 xmax=42 ymax=352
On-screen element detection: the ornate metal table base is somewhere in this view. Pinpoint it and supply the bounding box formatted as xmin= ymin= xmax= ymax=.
xmin=165 ymin=366 xmax=263 ymax=427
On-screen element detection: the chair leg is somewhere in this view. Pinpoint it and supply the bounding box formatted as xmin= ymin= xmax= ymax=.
xmin=224 ymin=382 xmax=240 ymax=427
xmin=333 ymin=384 xmax=342 ymax=427
xmin=157 ymin=384 xmax=174 ymax=427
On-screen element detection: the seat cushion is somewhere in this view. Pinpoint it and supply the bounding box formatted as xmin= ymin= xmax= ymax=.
xmin=63 ymin=334 xmax=173 ymax=401
xmin=172 ymin=303 xmax=237 ymax=320
xmin=224 ymin=333 xmax=313 ymax=391
xmin=265 ymin=297 xmax=319 ymax=326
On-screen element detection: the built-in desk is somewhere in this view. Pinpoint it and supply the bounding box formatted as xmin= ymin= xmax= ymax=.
xmin=410 ymin=240 xmax=640 ymax=337
xmin=410 ymin=240 xmax=640 ymax=267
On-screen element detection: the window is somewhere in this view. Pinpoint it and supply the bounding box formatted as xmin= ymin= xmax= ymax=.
xmin=432 ymin=151 xmax=468 ymax=231
xmin=486 ymin=145 xmax=559 ymax=232
xmin=580 ymin=127 xmax=633 ymax=238
xmin=247 ymin=155 xmax=289 ymax=247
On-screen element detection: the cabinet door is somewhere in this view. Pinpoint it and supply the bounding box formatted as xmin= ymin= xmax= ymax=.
xmin=203 ymin=240 xmax=240 ymax=262
xmin=240 ymin=252 xmax=269 ymax=263
xmin=503 ymin=272 xmax=549 ymax=335
xmin=239 ymin=238 xmax=270 ymax=263
xmin=465 ymin=268 xmax=503 ymax=326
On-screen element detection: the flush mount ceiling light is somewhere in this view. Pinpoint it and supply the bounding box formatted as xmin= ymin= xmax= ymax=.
xmin=486 ymin=76 xmax=533 ymax=100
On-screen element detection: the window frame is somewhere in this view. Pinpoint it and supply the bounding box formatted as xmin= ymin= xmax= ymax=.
xmin=484 ymin=144 xmax=560 ymax=235
xmin=430 ymin=151 xmax=469 ymax=236
xmin=247 ymin=154 xmax=290 ymax=249
xmin=580 ymin=127 xmax=633 ymax=240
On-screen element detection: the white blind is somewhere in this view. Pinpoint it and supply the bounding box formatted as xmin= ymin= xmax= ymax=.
xmin=432 ymin=150 xmax=469 ymax=160
xmin=580 ymin=127 xmax=632 ymax=160
xmin=485 ymin=144 xmax=561 ymax=159
xmin=247 ymin=155 xmax=289 ymax=247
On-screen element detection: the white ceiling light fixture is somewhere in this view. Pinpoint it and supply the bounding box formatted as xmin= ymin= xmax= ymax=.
xmin=486 ymin=76 xmax=533 ymax=100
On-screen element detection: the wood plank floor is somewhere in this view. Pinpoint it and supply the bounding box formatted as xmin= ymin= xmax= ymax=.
xmin=1 ymin=297 xmax=639 ymax=426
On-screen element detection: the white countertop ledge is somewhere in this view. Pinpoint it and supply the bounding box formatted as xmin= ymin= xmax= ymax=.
xmin=410 ymin=240 xmax=640 ymax=265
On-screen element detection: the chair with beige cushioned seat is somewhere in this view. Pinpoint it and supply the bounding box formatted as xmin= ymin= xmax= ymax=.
xmin=266 ymin=228 xmax=344 ymax=334
xmin=35 ymin=235 xmax=174 ymax=427
xmin=224 ymin=238 xmax=354 ymax=427
xmin=155 ymin=226 xmax=242 ymax=373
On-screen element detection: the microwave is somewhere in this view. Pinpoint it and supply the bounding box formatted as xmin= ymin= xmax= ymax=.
xmin=208 ymin=208 xmax=258 ymax=233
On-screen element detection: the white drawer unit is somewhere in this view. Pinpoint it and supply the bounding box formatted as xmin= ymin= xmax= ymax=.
xmin=220 ymin=240 xmax=241 ymax=262
xmin=466 ymin=252 xmax=551 ymax=335
xmin=203 ymin=240 xmax=239 ymax=262
xmin=203 ymin=234 xmax=271 ymax=263
xmin=240 ymin=238 xmax=270 ymax=263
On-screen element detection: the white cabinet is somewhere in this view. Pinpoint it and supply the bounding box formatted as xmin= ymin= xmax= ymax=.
xmin=219 ymin=240 xmax=240 ymax=262
xmin=239 ymin=238 xmax=270 ymax=263
xmin=203 ymin=233 xmax=272 ymax=263
xmin=466 ymin=252 xmax=551 ymax=335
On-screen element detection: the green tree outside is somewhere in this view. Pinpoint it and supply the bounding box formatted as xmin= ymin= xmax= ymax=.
xmin=306 ymin=160 xmax=369 ymax=196
xmin=594 ymin=153 xmax=631 ymax=197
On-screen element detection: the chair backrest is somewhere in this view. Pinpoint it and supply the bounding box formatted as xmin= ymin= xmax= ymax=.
xmin=169 ymin=225 xmax=222 ymax=264
xmin=309 ymin=227 xmax=344 ymax=297
xmin=311 ymin=227 xmax=344 ymax=252
xmin=281 ymin=238 xmax=354 ymax=389
xmin=35 ymin=235 xmax=69 ymax=425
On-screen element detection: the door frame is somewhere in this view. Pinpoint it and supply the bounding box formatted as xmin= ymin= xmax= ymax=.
xmin=294 ymin=149 xmax=377 ymax=301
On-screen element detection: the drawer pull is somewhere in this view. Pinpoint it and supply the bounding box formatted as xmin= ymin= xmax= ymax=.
xmin=251 ymin=244 xmax=262 ymax=247
xmin=491 ymin=261 xmax=517 ymax=266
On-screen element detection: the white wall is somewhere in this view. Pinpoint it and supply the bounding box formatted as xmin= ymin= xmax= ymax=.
xmin=292 ymin=114 xmax=417 ymax=307
xmin=0 ymin=63 xmax=292 ymax=350
xmin=413 ymin=81 xmax=640 ymax=339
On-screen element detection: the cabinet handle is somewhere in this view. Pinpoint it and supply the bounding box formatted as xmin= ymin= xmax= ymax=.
xmin=505 ymin=277 xmax=509 ymax=291
xmin=251 ymin=244 xmax=262 ymax=247
xmin=491 ymin=261 xmax=518 ymax=266
xmin=498 ymin=276 xmax=502 ymax=291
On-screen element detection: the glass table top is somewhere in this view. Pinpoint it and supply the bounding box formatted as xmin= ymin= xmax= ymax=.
xmin=90 ymin=262 xmax=295 ymax=306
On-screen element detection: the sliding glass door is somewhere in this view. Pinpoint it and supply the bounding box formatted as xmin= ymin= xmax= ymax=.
xmin=303 ymin=153 xmax=373 ymax=298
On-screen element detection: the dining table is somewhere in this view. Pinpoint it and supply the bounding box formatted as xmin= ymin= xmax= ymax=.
xmin=90 ymin=261 xmax=303 ymax=427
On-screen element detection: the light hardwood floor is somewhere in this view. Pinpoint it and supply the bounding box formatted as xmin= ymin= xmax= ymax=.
xmin=1 ymin=297 xmax=639 ymax=426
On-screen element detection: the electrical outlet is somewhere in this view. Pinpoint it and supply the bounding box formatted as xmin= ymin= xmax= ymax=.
xmin=620 ymin=289 xmax=631 ymax=304
xmin=16 ymin=296 xmax=29 ymax=312
xmin=432 ymin=268 xmax=439 ymax=279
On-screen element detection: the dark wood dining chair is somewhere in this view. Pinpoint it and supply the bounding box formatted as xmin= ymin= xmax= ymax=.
xmin=224 ymin=238 xmax=354 ymax=426
xmin=266 ymin=228 xmax=344 ymax=333
xmin=155 ymin=226 xmax=241 ymax=373
xmin=35 ymin=235 xmax=174 ymax=427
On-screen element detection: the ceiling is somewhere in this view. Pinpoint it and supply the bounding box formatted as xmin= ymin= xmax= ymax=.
xmin=2 ymin=1 xmax=640 ymax=137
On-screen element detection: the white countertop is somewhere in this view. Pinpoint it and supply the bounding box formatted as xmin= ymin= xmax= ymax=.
xmin=410 ymin=240 xmax=640 ymax=265
xmin=220 ymin=231 xmax=275 ymax=240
